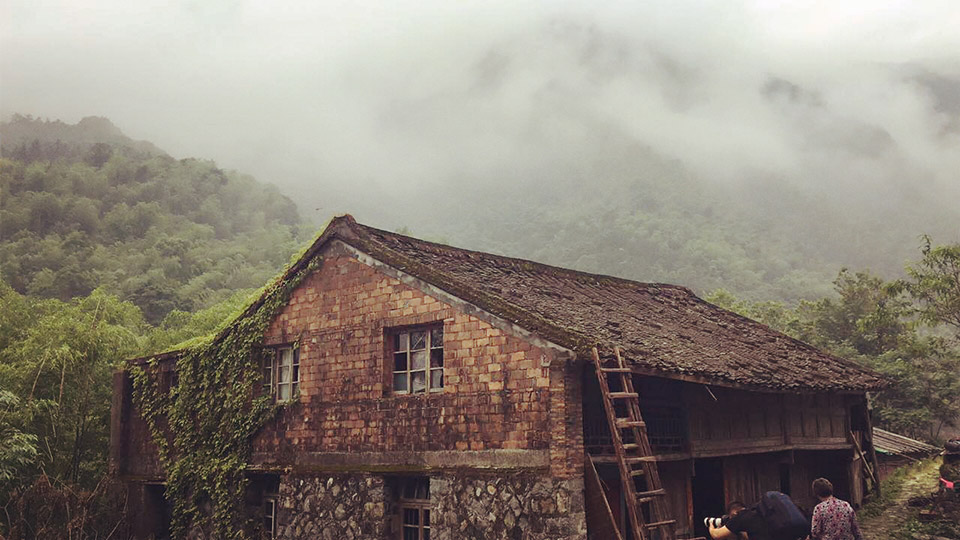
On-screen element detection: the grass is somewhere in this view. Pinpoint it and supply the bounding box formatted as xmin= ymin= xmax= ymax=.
xmin=858 ymin=457 xmax=959 ymax=540
xmin=858 ymin=458 xmax=922 ymax=519
xmin=894 ymin=515 xmax=960 ymax=540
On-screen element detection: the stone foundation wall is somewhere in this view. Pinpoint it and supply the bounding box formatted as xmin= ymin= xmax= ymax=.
xmin=277 ymin=474 xmax=388 ymax=540
xmin=276 ymin=471 xmax=586 ymax=540
xmin=432 ymin=473 xmax=586 ymax=540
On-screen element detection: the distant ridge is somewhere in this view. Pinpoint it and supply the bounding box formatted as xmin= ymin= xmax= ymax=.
xmin=1 ymin=114 xmax=166 ymax=157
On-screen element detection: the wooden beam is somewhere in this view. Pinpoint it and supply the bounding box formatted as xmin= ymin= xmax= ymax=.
xmin=622 ymin=364 xmax=870 ymax=396
xmin=584 ymin=454 xmax=624 ymax=540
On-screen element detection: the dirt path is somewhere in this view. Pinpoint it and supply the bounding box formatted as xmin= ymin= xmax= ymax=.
xmin=858 ymin=459 xmax=941 ymax=540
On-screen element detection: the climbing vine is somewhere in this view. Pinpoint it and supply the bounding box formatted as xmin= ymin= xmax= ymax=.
xmin=131 ymin=255 xmax=321 ymax=539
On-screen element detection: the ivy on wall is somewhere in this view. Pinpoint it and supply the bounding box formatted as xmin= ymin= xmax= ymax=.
xmin=131 ymin=254 xmax=321 ymax=538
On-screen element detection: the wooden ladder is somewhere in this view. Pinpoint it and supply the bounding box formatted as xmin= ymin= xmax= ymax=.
xmin=592 ymin=346 xmax=676 ymax=540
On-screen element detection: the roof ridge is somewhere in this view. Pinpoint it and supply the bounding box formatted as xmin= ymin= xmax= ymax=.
xmin=351 ymin=221 xmax=695 ymax=295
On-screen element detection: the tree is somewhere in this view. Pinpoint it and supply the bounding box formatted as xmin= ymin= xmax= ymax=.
xmin=84 ymin=143 xmax=113 ymax=169
xmin=907 ymin=236 xmax=960 ymax=334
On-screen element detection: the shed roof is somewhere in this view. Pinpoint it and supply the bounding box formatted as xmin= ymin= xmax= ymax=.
xmin=873 ymin=428 xmax=939 ymax=457
xmin=300 ymin=215 xmax=885 ymax=393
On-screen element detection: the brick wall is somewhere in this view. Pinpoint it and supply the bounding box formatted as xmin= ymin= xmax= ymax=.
xmin=112 ymin=369 xmax=166 ymax=479
xmin=114 ymin=245 xmax=584 ymax=486
xmin=251 ymin=248 xmax=582 ymax=478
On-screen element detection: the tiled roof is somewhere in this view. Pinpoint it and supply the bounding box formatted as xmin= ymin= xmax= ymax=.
xmin=230 ymin=215 xmax=888 ymax=392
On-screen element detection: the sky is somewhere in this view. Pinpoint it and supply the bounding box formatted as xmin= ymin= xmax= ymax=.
xmin=3 ymin=0 xmax=960 ymax=227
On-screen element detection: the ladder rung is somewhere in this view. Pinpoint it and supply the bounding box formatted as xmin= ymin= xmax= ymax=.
xmin=608 ymin=392 xmax=639 ymax=399
xmin=600 ymin=367 xmax=633 ymax=373
xmin=622 ymin=443 xmax=640 ymax=450
xmin=630 ymin=468 xmax=646 ymax=477
xmin=625 ymin=456 xmax=657 ymax=464
xmin=635 ymin=488 xmax=666 ymax=498
xmin=616 ymin=419 xmax=646 ymax=429
xmin=645 ymin=520 xmax=676 ymax=528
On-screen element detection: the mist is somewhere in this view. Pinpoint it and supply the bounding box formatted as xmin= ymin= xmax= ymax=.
xmin=4 ymin=0 xmax=960 ymax=297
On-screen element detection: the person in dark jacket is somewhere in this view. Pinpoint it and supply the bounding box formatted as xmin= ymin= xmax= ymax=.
xmin=708 ymin=501 xmax=772 ymax=540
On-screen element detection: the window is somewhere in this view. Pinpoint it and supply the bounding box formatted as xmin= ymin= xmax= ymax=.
xmin=397 ymin=478 xmax=430 ymax=540
xmin=262 ymin=346 xmax=299 ymax=401
xmin=392 ymin=327 xmax=443 ymax=394
xmin=262 ymin=497 xmax=277 ymax=539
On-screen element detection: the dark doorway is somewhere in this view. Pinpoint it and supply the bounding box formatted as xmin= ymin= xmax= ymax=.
xmin=692 ymin=458 xmax=725 ymax=539
xmin=779 ymin=464 xmax=792 ymax=496
xmin=144 ymin=484 xmax=172 ymax=539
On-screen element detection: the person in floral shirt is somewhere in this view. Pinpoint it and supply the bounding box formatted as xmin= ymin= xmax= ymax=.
xmin=809 ymin=478 xmax=863 ymax=540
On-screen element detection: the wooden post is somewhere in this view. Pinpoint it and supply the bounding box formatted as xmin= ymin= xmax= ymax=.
xmin=862 ymin=395 xmax=882 ymax=497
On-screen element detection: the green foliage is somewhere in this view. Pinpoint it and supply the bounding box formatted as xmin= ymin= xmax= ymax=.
xmin=907 ymin=235 xmax=960 ymax=332
xmin=0 ymin=282 xmax=145 ymax=489
xmin=142 ymin=288 xmax=259 ymax=353
xmin=0 ymin=116 xmax=308 ymax=323
xmin=0 ymin=391 xmax=38 ymax=488
xmin=130 ymin=255 xmax=320 ymax=539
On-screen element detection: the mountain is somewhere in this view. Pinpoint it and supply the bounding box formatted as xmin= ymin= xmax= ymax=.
xmin=0 ymin=115 xmax=308 ymax=322
xmin=348 ymin=141 xmax=958 ymax=305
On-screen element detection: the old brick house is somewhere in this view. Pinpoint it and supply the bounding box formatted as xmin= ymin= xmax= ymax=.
xmin=110 ymin=215 xmax=886 ymax=539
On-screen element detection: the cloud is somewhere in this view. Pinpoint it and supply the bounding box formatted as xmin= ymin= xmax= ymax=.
xmin=3 ymin=0 xmax=960 ymax=224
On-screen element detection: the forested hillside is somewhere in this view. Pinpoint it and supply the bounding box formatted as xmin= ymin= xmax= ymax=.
xmin=362 ymin=134 xmax=960 ymax=305
xmin=0 ymin=114 xmax=308 ymax=322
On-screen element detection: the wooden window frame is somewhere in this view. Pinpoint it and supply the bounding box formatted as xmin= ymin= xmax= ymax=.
xmin=262 ymin=496 xmax=277 ymax=539
xmin=396 ymin=478 xmax=430 ymax=540
xmin=389 ymin=326 xmax=444 ymax=395
xmin=261 ymin=346 xmax=299 ymax=402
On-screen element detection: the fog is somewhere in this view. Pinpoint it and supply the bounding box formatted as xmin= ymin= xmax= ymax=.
xmin=3 ymin=1 xmax=960 ymax=258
